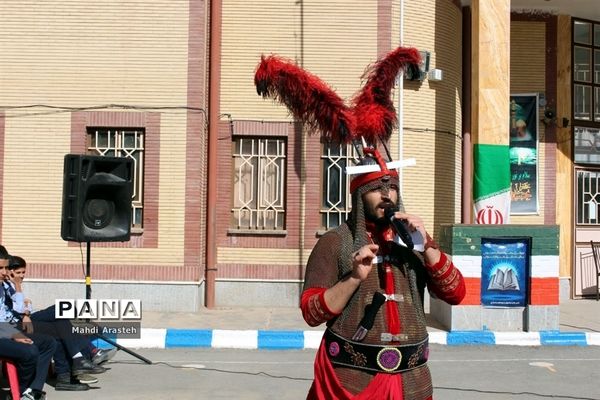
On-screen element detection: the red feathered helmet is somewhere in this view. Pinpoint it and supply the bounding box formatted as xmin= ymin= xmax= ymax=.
xmin=348 ymin=145 xmax=397 ymax=194
xmin=254 ymin=47 xmax=421 ymax=193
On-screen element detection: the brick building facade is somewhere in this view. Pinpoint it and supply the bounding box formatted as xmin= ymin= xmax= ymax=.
xmin=0 ymin=1 xmax=598 ymax=314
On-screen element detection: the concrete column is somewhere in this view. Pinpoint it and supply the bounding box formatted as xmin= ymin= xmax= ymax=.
xmin=471 ymin=0 xmax=510 ymax=146
xmin=470 ymin=0 xmax=512 ymax=224
xmin=555 ymin=15 xmax=573 ymax=281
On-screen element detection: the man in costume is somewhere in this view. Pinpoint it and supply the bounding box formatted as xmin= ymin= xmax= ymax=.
xmin=300 ymin=152 xmax=465 ymax=399
xmin=255 ymin=46 xmax=466 ymax=399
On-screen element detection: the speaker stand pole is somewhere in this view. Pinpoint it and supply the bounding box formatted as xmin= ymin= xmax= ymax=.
xmin=85 ymin=241 xmax=152 ymax=364
xmin=85 ymin=242 xmax=92 ymax=300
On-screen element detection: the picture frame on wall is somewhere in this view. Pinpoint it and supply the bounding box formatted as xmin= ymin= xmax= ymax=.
xmin=510 ymin=93 xmax=539 ymax=214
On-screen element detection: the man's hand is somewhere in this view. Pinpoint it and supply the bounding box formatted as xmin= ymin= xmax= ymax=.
xmin=393 ymin=211 xmax=427 ymax=242
xmin=21 ymin=315 xmax=34 ymax=334
xmin=11 ymin=332 xmax=33 ymax=344
xmin=9 ymin=271 xmax=24 ymax=293
xmin=394 ymin=211 xmax=441 ymax=265
xmin=323 ymin=243 xmax=379 ymax=314
xmin=10 ymin=272 xmax=23 ymax=285
xmin=351 ymin=244 xmax=379 ymax=281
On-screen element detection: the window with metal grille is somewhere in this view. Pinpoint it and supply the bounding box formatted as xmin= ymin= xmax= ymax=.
xmin=231 ymin=137 xmax=286 ymax=231
xmin=320 ymin=142 xmax=359 ymax=231
xmin=87 ymin=128 xmax=145 ymax=230
xmin=576 ymin=169 xmax=600 ymax=225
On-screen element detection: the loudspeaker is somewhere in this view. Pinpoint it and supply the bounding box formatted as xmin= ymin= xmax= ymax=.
xmin=61 ymin=154 xmax=133 ymax=242
xmin=405 ymin=50 xmax=430 ymax=81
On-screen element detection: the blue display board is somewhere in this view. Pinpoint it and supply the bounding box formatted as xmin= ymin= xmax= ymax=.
xmin=481 ymin=237 xmax=531 ymax=307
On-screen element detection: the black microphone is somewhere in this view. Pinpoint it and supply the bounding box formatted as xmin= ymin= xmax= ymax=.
xmin=383 ymin=206 xmax=414 ymax=250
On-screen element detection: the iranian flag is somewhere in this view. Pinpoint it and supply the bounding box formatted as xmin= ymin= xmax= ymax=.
xmin=473 ymin=144 xmax=511 ymax=224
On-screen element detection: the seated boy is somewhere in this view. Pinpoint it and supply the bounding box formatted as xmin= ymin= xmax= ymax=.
xmin=0 ymin=249 xmax=56 ymax=400
xmin=7 ymin=255 xmax=117 ymax=366
xmin=2 ymin=251 xmax=105 ymax=390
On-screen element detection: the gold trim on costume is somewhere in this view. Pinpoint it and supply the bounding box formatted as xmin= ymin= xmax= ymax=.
xmin=344 ymin=342 xmax=367 ymax=367
xmin=431 ymin=258 xmax=451 ymax=278
xmin=376 ymin=347 xmax=402 ymax=372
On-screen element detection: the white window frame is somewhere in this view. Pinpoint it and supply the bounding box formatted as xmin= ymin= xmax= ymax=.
xmin=87 ymin=128 xmax=145 ymax=231
xmin=231 ymin=136 xmax=286 ymax=232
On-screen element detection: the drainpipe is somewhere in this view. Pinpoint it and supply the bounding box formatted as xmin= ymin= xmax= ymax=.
xmin=299 ymin=0 xmax=306 ymax=295
xmin=205 ymin=0 xmax=222 ymax=308
xmin=461 ymin=6 xmax=472 ymax=224
xmin=398 ymin=0 xmax=404 ymax=192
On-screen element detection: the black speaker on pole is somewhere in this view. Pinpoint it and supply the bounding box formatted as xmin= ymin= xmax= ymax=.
xmin=60 ymin=154 xmax=150 ymax=364
xmin=61 ymin=154 xmax=133 ymax=242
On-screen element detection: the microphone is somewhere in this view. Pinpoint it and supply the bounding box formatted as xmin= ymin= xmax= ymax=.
xmin=383 ymin=206 xmax=414 ymax=250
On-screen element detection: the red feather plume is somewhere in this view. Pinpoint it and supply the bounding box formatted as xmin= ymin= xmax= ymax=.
xmin=254 ymin=47 xmax=421 ymax=146
xmin=254 ymin=55 xmax=355 ymax=144
xmin=352 ymin=47 xmax=421 ymax=144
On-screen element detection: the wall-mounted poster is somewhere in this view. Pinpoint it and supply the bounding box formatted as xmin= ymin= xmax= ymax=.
xmin=481 ymin=237 xmax=531 ymax=308
xmin=510 ymin=94 xmax=539 ymax=214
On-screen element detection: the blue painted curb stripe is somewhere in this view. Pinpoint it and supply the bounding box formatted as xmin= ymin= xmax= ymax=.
xmin=141 ymin=329 xmax=596 ymax=348
xmin=165 ymin=329 xmax=213 ymax=347
xmin=91 ymin=338 xmax=115 ymax=349
xmin=539 ymin=331 xmax=588 ymax=346
xmin=258 ymin=330 xmax=305 ymax=349
xmin=447 ymin=331 xmax=495 ymax=345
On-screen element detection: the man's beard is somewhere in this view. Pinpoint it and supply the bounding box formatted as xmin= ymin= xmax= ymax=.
xmin=364 ymin=201 xmax=396 ymax=227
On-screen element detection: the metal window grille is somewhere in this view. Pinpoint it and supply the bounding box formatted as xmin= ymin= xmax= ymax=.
xmin=232 ymin=137 xmax=286 ymax=230
xmin=576 ymin=169 xmax=600 ymax=225
xmin=320 ymin=142 xmax=359 ymax=230
xmin=87 ymin=128 xmax=145 ymax=229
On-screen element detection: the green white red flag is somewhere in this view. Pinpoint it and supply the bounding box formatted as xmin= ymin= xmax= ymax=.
xmin=473 ymin=144 xmax=511 ymax=224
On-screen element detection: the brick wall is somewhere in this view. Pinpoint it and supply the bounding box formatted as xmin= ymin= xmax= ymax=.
xmin=0 ymin=0 xmax=208 ymax=284
xmin=217 ymin=0 xmax=463 ymax=287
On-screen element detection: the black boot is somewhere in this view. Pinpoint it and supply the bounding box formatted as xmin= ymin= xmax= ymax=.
xmin=72 ymin=356 xmax=107 ymax=375
xmin=55 ymin=373 xmax=90 ymax=391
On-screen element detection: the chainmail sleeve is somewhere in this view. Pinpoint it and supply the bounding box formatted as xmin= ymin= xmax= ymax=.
xmin=300 ymin=231 xmax=343 ymax=326
xmin=303 ymin=230 xmax=342 ymax=290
